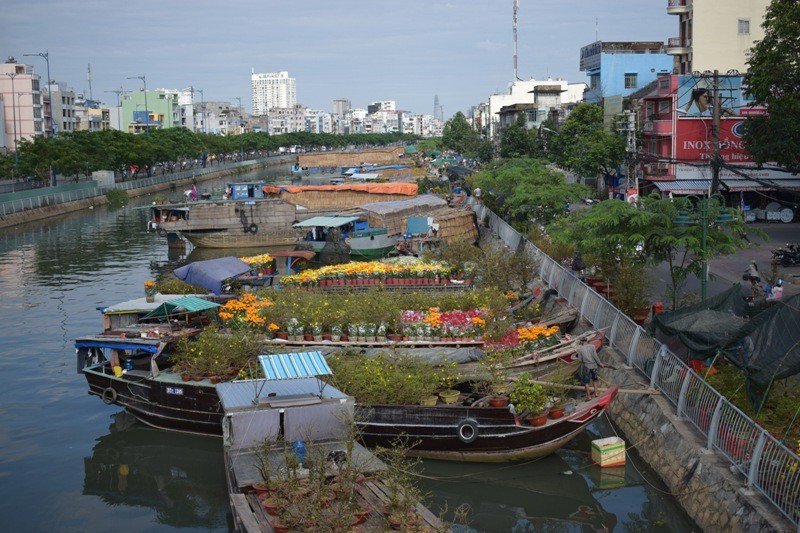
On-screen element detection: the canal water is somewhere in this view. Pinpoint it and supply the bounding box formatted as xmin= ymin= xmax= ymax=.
xmin=0 ymin=165 xmax=696 ymax=531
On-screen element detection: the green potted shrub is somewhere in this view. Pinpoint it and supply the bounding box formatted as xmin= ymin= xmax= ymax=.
xmin=509 ymin=373 xmax=548 ymax=426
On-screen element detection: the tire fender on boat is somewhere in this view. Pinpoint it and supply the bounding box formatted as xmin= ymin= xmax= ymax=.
xmin=102 ymin=387 xmax=118 ymax=405
xmin=248 ymin=223 xmax=258 ymax=234
xmin=457 ymin=418 xmax=479 ymax=444
xmin=157 ymin=227 xmax=167 ymax=238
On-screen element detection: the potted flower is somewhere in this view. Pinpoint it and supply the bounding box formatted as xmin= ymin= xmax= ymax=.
xmin=311 ymin=322 xmax=323 ymax=342
xmin=364 ymin=323 xmax=377 ymax=343
xmin=355 ymin=323 xmax=367 ymax=343
xmin=330 ymin=324 xmax=343 ymax=342
xmin=144 ymin=280 xmax=157 ymax=303
xmin=376 ymin=322 xmax=387 ymax=341
xmin=509 ymin=373 xmax=548 ymax=426
xmin=287 ymin=319 xmax=303 ymax=342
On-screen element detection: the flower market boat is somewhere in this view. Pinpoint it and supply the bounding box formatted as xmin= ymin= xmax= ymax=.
xmin=147 ymin=181 xmax=419 ymax=249
xmin=355 ymin=385 xmax=619 ymax=463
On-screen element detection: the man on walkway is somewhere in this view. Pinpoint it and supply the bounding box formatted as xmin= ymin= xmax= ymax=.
xmin=578 ymin=337 xmax=604 ymax=401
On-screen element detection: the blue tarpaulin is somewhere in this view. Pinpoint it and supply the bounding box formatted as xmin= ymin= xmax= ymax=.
xmin=258 ymin=351 xmax=332 ymax=380
xmin=75 ymin=341 xmax=160 ymax=353
xmin=173 ymin=257 xmax=252 ymax=295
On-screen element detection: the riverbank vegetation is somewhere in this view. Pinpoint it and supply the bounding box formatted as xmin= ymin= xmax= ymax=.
xmin=0 ymin=128 xmax=419 ymax=182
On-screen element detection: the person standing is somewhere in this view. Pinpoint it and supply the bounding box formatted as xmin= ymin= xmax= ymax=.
xmin=578 ymin=338 xmax=604 ymax=401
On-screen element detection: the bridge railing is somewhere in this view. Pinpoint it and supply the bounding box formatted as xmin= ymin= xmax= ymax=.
xmin=468 ymin=197 xmax=800 ymax=526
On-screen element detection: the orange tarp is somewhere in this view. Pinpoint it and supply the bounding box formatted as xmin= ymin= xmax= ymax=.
xmin=263 ymin=183 xmax=418 ymax=196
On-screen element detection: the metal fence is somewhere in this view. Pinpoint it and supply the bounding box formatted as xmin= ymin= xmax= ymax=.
xmin=0 ymin=156 xmax=291 ymax=217
xmin=468 ymin=197 xmax=800 ymax=526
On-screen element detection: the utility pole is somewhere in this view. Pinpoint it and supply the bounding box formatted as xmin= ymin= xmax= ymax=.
xmin=105 ymin=87 xmax=124 ymax=131
xmin=711 ymin=69 xmax=721 ymax=194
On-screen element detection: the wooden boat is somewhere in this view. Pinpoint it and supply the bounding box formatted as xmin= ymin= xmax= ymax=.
xmin=148 ymin=181 xmax=418 ymax=249
xmin=75 ymin=321 xmax=226 ymax=436
xmin=294 ymin=214 xmax=399 ymax=260
xmin=356 ymin=385 xmax=619 ymax=463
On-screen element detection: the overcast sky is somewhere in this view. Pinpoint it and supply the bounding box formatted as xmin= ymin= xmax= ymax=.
xmin=2 ymin=0 xmax=674 ymax=117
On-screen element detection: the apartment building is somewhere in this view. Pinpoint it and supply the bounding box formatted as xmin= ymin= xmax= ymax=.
xmin=251 ymin=71 xmax=296 ymax=116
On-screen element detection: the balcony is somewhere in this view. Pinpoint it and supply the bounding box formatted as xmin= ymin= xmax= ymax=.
xmin=643 ymin=163 xmax=675 ymax=181
xmin=667 ymin=37 xmax=691 ymax=55
xmin=667 ymin=0 xmax=690 ymax=15
xmin=643 ymin=119 xmax=673 ymax=136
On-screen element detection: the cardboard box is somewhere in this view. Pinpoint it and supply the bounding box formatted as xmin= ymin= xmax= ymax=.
xmin=591 ymin=436 xmax=626 ymax=467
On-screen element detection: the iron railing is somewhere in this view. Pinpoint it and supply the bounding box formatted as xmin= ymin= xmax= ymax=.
xmin=0 ymin=157 xmax=290 ymax=217
xmin=468 ymin=197 xmax=800 ymax=526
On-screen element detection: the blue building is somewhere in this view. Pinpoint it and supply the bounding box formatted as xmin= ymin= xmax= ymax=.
xmin=580 ymin=41 xmax=673 ymax=104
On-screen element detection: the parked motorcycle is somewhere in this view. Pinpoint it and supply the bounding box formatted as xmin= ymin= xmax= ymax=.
xmin=772 ymin=243 xmax=800 ymax=267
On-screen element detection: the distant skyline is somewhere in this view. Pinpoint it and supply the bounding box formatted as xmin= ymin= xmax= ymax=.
xmin=2 ymin=1 xmax=674 ymax=118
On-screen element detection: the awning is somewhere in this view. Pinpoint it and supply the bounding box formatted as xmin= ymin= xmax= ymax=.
xmin=75 ymin=341 xmax=161 ymax=353
xmin=173 ymin=257 xmax=252 ymax=295
xmin=652 ymin=180 xmax=712 ymax=194
xmin=142 ymin=295 xmax=220 ymax=319
xmin=258 ymin=351 xmax=332 ymax=380
xmin=294 ymin=215 xmax=361 ymax=228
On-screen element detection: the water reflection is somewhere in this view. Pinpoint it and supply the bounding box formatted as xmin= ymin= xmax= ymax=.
xmin=83 ymin=412 xmax=230 ymax=529
xmin=421 ymin=452 xmax=617 ymax=532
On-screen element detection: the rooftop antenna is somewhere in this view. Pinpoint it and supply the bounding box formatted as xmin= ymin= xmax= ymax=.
xmin=87 ymin=63 xmax=93 ymax=100
xmin=596 ymin=17 xmax=599 ymax=41
xmin=513 ymin=0 xmax=522 ymax=81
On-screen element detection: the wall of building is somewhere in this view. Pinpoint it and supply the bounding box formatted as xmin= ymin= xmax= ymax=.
xmin=585 ymin=53 xmax=673 ymax=103
xmin=689 ymin=0 xmax=767 ymax=74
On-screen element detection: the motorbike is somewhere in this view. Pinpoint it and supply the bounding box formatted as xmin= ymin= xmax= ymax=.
xmin=772 ymin=243 xmax=800 ymax=267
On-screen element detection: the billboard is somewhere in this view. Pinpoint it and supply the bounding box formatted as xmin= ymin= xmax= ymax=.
xmin=676 ymin=118 xmax=750 ymax=162
xmin=580 ymin=41 xmax=601 ymax=71
xmin=677 ymin=75 xmax=765 ymax=118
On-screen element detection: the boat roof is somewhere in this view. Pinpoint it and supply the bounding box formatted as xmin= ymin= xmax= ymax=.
xmin=100 ymin=294 xmax=189 ymax=315
xmin=349 ymin=173 xmax=381 ymax=181
xmin=142 ymin=295 xmax=220 ymax=319
xmin=294 ymin=215 xmax=361 ymax=228
xmin=173 ymin=256 xmax=252 ymax=295
xmin=358 ymin=195 xmax=447 ymax=214
xmin=258 ymin=351 xmax=332 ymax=380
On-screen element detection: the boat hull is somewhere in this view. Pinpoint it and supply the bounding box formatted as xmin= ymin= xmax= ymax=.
xmin=181 ymin=229 xmax=296 ymax=249
xmin=356 ymin=387 xmax=618 ymax=463
xmin=83 ymin=364 xmax=224 ymax=436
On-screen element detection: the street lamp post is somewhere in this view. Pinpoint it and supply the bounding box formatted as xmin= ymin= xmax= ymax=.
xmin=195 ymin=89 xmax=206 ymax=134
xmin=231 ymin=96 xmax=244 ymax=159
xmin=23 ymin=50 xmax=56 ymax=185
xmin=675 ymin=193 xmax=735 ymax=301
xmin=127 ymin=75 xmax=149 ymax=135
xmin=5 ymin=72 xmax=18 ymax=166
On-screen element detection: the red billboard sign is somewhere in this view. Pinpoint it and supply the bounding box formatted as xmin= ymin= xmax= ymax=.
xmin=676 ymin=118 xmax=753 ymax=163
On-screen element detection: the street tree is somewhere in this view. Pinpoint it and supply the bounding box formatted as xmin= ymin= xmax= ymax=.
xmin=743 ymin=0 xmax=800 ymax=173
xmin=441 ymin=112 xmax=480 ymax=156
xmin=547 ymin=104 xmax=625 ymax=181
xmin=499 ymin=114 xmax=536 ymax=158
xmin=467 ymin=158 xmax=586 ymax=229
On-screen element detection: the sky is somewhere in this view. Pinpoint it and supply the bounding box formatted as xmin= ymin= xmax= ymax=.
xmin=2 ymin=0 xmax=674 ymax=118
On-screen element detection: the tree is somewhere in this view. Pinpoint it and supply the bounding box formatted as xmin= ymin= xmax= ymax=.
xmin=742 ymin=0 xmax=800 ymax=173
xmin=499 ymin=114 xmax=536 ymax=158
xmin=547 ymin=104 xmax=625 ymax=181
xmin=467 ymin=158 xmax=587 ymax=228
xmin=441 ymin=112 xmax=481 ymax=156
xmin=549 ymin=195 xmax=759 ymax=310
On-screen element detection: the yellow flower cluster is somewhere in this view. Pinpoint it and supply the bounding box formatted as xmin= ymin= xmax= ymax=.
xmin=219 ymin=292 xmax=274 ymax=329
xmin=423 ymin=307 xmax=442 ymax=327
xmin=240 ymin=254 xmax=273 ymax=270
xmin=517 ymin=324 xmax=560 ymax=344
xmin=282 ymin=260 xmax=451 ymax=286
xmin=144 ymin=280 xmax=156 ymax=288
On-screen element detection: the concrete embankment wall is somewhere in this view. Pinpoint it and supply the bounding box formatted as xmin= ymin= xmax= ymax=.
xmin=601 ymin=351 xmax=790 ymax=532
xmin=0 ymin=158 xmax=287 ymax=230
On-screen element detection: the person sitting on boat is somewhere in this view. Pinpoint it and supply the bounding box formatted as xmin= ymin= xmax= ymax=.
xmin=767 ymin=279 xmax=783 ymax=301
xmin=578 ymin=338 xmax=605 ymax=401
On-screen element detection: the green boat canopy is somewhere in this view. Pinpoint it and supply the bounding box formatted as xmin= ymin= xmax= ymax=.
xmin=142 ymin=295 xmax=220 ymax=319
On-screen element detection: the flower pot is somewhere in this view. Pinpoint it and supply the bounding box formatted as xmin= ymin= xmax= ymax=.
xmin=251 ymin=482 xmax=271 ymax=495
xmin=489 ymin=396 xmax=509 ymax=408
xmin=313 ymin=335 xmax=323 ymax=342
xmin=527 ymin=411 xmax=549 ymax=427
xmin=209 ymin=376 xmax=220 ymax=384
xmin=340 ymin=334 xmax=349 ymax=342
xmin=275 ymin=332 xmax=288 ymax=340
xmin=387 ymin=333 xmax=403 ymax=342
xmin=329 ymin=334 xmax=339 ymax=342
xmin=549 ymin=406 xmax=566 ymax=419
xmin=303 ymin=334 xmax=314 ymax=341
xmin=439 ymin=389 xmax=460 ymax=404
xmin=366 ymin=336 xmax=376 ymax=343
xmin=192 ymin=375 xmax=203 ymax=382
xmin=357 ymin=336 xmax=366 ymax=343
xmin=262 ymin=498 xmax=280 ymax=516
xmin=420 ymin=395 xmax=438 ymax=406
xmin=181 ymin=374 xmax=191 ymax=382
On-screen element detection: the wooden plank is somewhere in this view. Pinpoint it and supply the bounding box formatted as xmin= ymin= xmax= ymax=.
xmin=230 ymin=493 xmax=265 ymax=533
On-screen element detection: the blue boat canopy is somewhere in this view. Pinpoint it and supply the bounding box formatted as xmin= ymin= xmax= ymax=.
xmin=75 ymin=340 xmax=161 ymax=353
xmin=258 ymin=351 xmax=332 ymax=380
xmin=173 ymin=257 xmax=252 ymax=295
xmin=142 ymin=295 xmax=220 ymax=319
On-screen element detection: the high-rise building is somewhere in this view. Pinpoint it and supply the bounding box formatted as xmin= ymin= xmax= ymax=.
xmin=332 ymin=98 xmax=350 ymax=116
xmin=0 ymin=57 xmax=43 ymax=152
xmin=666 ymin=0 xmax=768 ymax=74
xmin=433 ymin=95 xmax=443 ymax=122
xmin=251 ymin=71 xmax=296 ymax=116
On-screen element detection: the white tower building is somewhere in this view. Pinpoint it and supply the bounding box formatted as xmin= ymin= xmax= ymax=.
xmin=251 ymin=71 xmax=296 ymax=116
